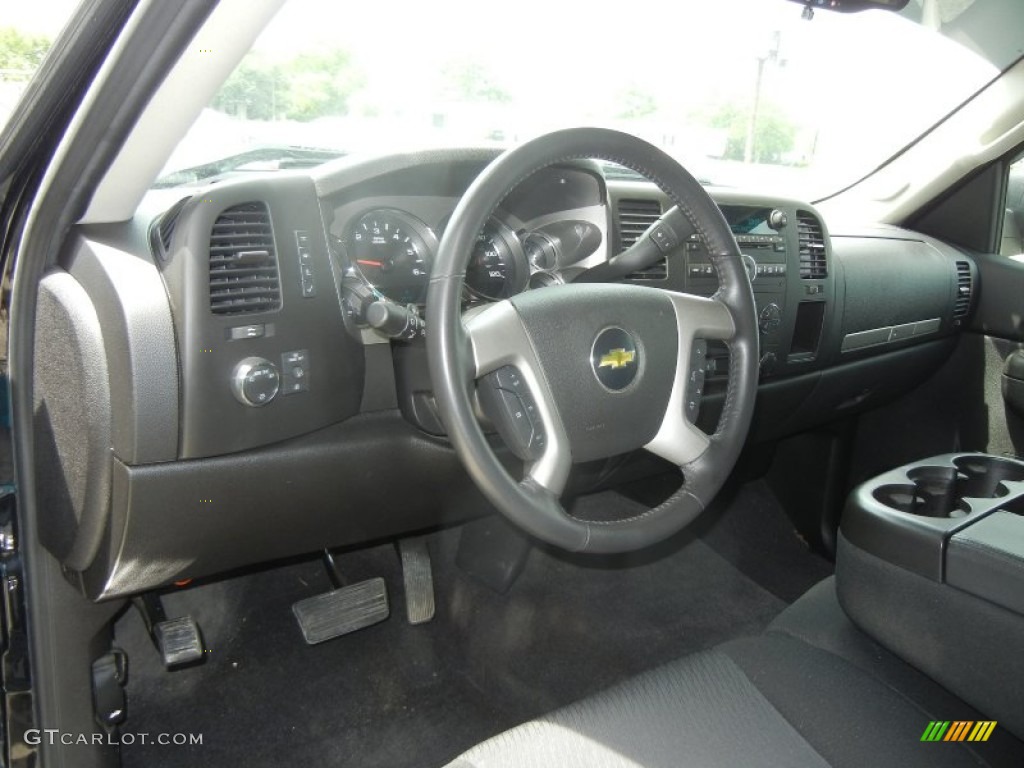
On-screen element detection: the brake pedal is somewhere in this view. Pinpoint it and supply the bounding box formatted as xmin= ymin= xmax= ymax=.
xmin=293 ymin=577 xmax=389 ymax=645
xmin=397 ymin=537 xmax=435 ymax=625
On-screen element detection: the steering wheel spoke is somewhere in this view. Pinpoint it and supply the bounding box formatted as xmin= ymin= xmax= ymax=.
xmin=464 ymin=301 xmax=572 ymax=496
xmin=645 ymin=292 xmax=735 ymax=467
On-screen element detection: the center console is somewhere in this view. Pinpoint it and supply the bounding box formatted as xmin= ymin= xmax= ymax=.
xmin=838 ymin=453 xmax=1024 ymax=740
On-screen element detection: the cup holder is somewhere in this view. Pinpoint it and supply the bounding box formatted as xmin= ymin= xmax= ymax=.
xmin=874 ymin=467 xmax=972 ymax=519
xmin=871 ymin=456 xmax=1024 ymax=519
xmin=952 ymin=456 xmax=1024 ymax=498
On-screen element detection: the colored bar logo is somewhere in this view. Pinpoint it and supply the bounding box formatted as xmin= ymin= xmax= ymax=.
xmin=921 ymin=721 xmax=997 ymax=742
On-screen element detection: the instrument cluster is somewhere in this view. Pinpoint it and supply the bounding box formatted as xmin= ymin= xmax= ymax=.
xmin=338 ymin=207 xmax=605 ymax=309
xmin=340 ymin=207 xmax=551 ymax=305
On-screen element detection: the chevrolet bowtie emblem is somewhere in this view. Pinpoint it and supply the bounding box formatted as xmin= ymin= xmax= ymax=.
xmin=599 ymin=348 xmax=636 ymax=370
xmin=592 ymin=328 xmax=640 ymax=392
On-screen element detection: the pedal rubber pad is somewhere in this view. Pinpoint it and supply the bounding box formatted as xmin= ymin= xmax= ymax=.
xmin=292 ymin=577 xmax=389 ymax=645
xmin=399 ymin=537 xmax=435 ymax=625
xmin=153 ymin=617 xmax=204 ymax=668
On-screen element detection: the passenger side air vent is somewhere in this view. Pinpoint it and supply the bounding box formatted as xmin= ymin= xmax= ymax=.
xmin=208 ymin=202 xmax=281 ymax=316
xmin=149 ymin=196 xmax=190 ymax=260
xmin=617 ymin=198 xmax=666 ymax=280
xmin=954 ymin=260 xmax=973 ymax=318
xmin=796 ymin=210 xmax=827 ymax=279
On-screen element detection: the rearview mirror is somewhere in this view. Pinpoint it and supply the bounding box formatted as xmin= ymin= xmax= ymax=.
xmin=788 ymin=0 xmax=909 ymax=14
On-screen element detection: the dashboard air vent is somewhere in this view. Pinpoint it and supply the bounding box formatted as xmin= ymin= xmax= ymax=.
xmin=796 ymin=210 xmax=827 ymax=279
xmin=954 ymin=261 xmax=972 ymax=318
xmin=150 ymin=196 xmax=190 ymax=260
xmin=617 ymin=198 xmax=666 ymax=280
xmin=208 ymin=202 xmax=281 ymax=315
xmin=617 ymin=198 xmax=662 ymax=250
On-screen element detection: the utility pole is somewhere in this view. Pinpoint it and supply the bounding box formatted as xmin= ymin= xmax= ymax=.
xmin=744 ymin=31 xmax=783 ymax=164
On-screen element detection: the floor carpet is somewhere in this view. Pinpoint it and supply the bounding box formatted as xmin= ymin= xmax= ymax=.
xmin=118 ymin=482 xmax=829 ymax=768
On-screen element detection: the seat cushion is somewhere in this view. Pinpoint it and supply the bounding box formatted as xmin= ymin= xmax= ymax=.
xmin=447 ymin=646 xmax=831 ymax=768
xmin=447 ymin=580 xmax=1022 ymax=768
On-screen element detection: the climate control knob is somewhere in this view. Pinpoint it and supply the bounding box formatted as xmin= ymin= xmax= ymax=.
xmin=231 ymin=357 xmax=280 ymax=407
xmin=758 ymin=303 xmax=782 ymax=335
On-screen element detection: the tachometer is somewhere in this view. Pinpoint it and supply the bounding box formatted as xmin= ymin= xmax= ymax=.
xmin=348 ymin=209 xmax=436 ymax=304
xmin=464 ymin=220 xmax=528 ymax=301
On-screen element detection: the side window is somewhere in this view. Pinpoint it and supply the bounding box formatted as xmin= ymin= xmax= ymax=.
xmin=1002 ymin=155 xmax=1024 ymax=257
xmin=0 ymin=11 xmax=78 ymax=135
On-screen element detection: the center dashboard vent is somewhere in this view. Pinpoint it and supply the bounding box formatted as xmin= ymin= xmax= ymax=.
xmin=617 ymin=198 xmax=666 ymax=280
xmin=208 ymin=202 xmax=282 ymax=315
xmin=954 ymin=260 xmax=973 ymax=318
xmin=796 ymin=210 xmax=827 ymax=279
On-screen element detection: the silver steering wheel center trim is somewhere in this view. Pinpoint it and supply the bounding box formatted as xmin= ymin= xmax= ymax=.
xmin=465 ymin=300 xmax=572 ymax=495
xmin=644 ymin=291 xmax=736 ymax=467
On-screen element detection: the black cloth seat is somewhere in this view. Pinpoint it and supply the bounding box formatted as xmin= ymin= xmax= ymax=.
xmin=446 ymin=579 xmax=1023 ymax=768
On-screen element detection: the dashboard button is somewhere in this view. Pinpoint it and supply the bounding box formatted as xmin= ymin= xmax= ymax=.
xmin=281 ymin=350 xmax=310 ymax=394
xmin=229 ymin=324 xmax=265 ymax=340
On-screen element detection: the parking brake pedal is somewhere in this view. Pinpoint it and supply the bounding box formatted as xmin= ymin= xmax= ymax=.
xmin=132 ymin=593 xmax=205 ymax=669
xmin=397 ymin=537 xmax=435 ymax=624
xmin=154 ymin=618 xmax=204 ymax=667
xmin=293 ymin=577 xmax=389 ymax=644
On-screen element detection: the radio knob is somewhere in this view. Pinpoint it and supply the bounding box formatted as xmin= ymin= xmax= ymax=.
xmin=759 ymin=303 xmax=782 ymax=335
xmin=231 ymin=357 xmax=280 ymax=407
xmin=768 ymin=209 xmax=789 ymax=230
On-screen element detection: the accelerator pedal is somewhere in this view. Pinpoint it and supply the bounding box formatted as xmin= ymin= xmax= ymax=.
xmin=293 ymin=577 xmax=389 ymax=645
xmin=397 ymin=537 xmax=435 ymax=625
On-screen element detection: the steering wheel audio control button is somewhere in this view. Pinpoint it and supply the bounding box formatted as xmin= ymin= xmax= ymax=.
xmin=478 ymin=366 xmax=544 ymax=461
xmin=500 ymin=390 xmax=534 ymax=445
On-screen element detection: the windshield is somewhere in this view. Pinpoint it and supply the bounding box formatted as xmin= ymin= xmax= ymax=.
xmin=159 ymin=0 xmax=1020 ymax=198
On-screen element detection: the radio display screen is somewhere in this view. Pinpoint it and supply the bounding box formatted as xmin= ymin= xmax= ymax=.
xmin=721 ymin=206 xmax=774 ymax=235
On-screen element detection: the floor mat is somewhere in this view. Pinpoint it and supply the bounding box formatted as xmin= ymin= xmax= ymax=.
xmin=693 ymin=480 xmax=835 ymax=603
xmin=118 ymin=494 xmax=790 ymax=768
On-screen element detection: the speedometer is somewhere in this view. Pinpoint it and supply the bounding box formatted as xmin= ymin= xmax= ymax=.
xmin=464 ymin=220 xmax=528 ymax=301
xmin=348 ymin=209 xmax=436 ymax=304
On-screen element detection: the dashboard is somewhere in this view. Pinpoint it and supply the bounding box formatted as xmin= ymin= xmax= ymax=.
xmin=36 ymin=146 xmax=978 ymax=600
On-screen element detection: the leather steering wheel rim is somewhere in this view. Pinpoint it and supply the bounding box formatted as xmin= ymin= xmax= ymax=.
xmin=427 ymin=127 xmax=758 ymax=554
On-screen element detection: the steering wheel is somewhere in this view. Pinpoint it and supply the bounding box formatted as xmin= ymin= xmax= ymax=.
xmin=427 ymin=128 xmax=758 ymax=553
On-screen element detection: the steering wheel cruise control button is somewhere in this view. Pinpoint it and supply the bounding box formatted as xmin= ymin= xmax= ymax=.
xmin=685 ymin=339 xmax=708 ymax=421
